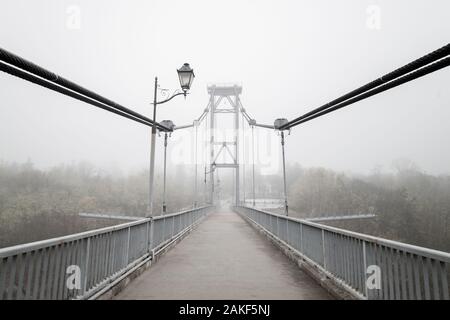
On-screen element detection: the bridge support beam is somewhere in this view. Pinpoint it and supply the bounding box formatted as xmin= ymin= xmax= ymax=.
xmin=207 ymin=84 xmax=242 ymax=206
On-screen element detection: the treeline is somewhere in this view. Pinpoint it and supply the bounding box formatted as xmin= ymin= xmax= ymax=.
xmin=1 ymin=160 xmax=449 ymax=252
xmin=272 ymin=162 xmax=450 ymax=252
xmin=0 ymin=160 xmax=198 ymax=248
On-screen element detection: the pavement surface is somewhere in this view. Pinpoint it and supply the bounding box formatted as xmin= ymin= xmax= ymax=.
xmin=114 ymin=210 xmax=332 ymax=300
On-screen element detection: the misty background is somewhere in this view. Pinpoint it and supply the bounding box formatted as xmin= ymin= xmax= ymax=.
xmin=0 ymin=1 xmax=449 ymax=249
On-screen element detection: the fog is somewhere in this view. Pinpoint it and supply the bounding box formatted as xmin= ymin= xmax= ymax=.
xmin=1 ymin=0 xmax=450 ymax=176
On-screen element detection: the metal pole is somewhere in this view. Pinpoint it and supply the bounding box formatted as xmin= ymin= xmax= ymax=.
xmin=194 ymin=124 xmax=198 ymax=208
xmin=281 ymin=131 xmax=289 ymax=216
xmin=210 ymin=95 xmax=215 ymax=205
xmin=242 ymin=113 xmax=246 ymax=205
xmin=162 ymin=132 xmax=168 ymax=214
xmin=148 ymin=77 xmax=158 ymax=217
xmin=234 ymin=93 xmax=240 ymax=206
xmin=204 ymin=111 xmax=208 ymax=206
xmin=252 ymin=125 xmax=256 ymax=207
xmin=204 ymin=165 xmax=207 ymax=204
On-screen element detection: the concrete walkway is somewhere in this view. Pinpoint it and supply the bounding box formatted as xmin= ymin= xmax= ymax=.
xmin=114 ymin=210 xmax=332 ymax=300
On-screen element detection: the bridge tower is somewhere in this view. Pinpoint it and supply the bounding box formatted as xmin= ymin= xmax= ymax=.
xmin=207 ymin=84 xmax=242 ymax=206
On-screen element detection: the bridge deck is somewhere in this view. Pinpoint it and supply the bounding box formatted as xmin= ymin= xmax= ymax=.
xmin=114 ymin=210 xmax=332 ymax=300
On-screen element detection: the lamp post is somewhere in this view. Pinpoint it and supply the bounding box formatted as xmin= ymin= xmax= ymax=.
xmin=274 ymin=118 xmax=289 ymax=216
xmin=147 ymin=63 xmax=195 ymax=217
xmin=159 ymin=120 xmax=176 ymax=214
xmin=250 ymin=120 xmax=256 ymax=207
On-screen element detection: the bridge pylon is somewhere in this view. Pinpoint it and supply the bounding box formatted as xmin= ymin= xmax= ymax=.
xmin=207 ymin=84 xmax=242 ymax=206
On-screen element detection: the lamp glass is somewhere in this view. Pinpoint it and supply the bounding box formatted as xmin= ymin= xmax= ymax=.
xmin=177 ymin=63 xmax=195 ymax=91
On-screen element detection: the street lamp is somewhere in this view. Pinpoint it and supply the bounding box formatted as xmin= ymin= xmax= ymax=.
xmin=274 ymin=118 xmax=289 ymax=216
xmin=148 ymin=63 xmax=195 ymax=217
xmin=177 ymin=63 xmax=195 ymax=93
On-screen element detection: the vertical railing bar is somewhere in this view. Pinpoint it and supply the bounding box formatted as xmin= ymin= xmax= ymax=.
xmin=63 ymin=242 xmax=74 ymax=299
xmin=423 ymin=257 xmax=431 ymax=300
xmin=5 ymin=255 xmax=17 ymax=300
xmin=431 ymin=259 xmax=440 ymax=300
xmin=82 ymin=237 xmax=91 ymax=296
xmin=439 ymin=261 xmax=449 ymax=300
xmin=344 ymin=236 xmax=350 ymax=285
xmin=363 ymin=241 xmax=368 ymax=298
xmin=45 ymin=246 xmax=57 ymax=300
xmin=149 ymin=219 xmax=154 ymax=252
xmin=0 ymin=257 xmax=9 ymax=300
xmin=358 ymin=240 xmax=364 ymax=295
xmin=300 ymin=223 xmax=304 ymax=254
xmin=406 ymin=252 xmax=415 ymax=300
xmin=97 ymin=234 xmax=105 ymax=285
xmin=172 ymin=216 xmax=175 ymax=238
xmin=5 ymin=255 xmax=18 ymax=300
xmin=0 ymin=256 xmax=11 ymax=300
xmin=38 ymin=248 xmax=50 ymax=300
xmin=413 ymin=254 xmax=422 ymax=300
xmin=99 ymin=234 xmax=107 ymax=283
xmin=90 ymin=236 xmax=98 ymax=287
xmin=32 ymin=249 xmax=43 ymax=300
xmin=329 ymin=233 xmax=335 ymax=276
xmin=1 ymin=256 xmax=10 ymax=299
xmin=51 ymin=244 xmax=62 ymax=300
xmin=386 ymin=247 xmax=394 ymax=300
xmin=97 ymin=235 xmax=105 ymax=285
xmin=358 ymin=239 xmax=364 ymax=293
xmin=321 ymin=230 xmax=326 ymax=270
xmin=16 ymin=253 xmax=28 ymax=300
xmin=58 ymin=243 xmax=68 ymax=300
xmin=71 ymin=240 xmax=81 ymax=299
xmin=102 ymin=233 xmax=109 ymax=282
xmin=286 ymin=218 xmax=289 ymax=244
xmin=145 ymin=222 xmax=149 ymax=253
xmin=109 ymin=231 xmax=116 ymax=277
xmin=393 ymin=249 xmax=401 ymax=300
xmin=349 ymin=237 xmax=356 ymax=289
xmin=399 ymin=251 xmax=408 ymax=300
xmin=339 ymin=234 xmax=345 ymax=279
xmin=376 ymin=244 xmax=387 ymax=300
xmin=276 ymin=216 xmax=279 ymax=239
xmin=353 ymin=238 xmax=359 ymax=290
xmin=95 ymin=235 xmax=103 ymax=285
xmin=25 ymin=251 xmax=35 ymax=300
xmin=103 ymin=233 xmax=110 ymax=280
xmin=125 ymin=227 xmax=131 ymax=266
xmin=71 ymin=240 xmax=82 ymax=299
xmin=347 ymin=237 xmax=353 ymax=288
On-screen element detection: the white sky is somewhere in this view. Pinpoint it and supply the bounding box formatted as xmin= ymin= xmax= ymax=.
xmin=0 ymin=0 xmax=449 ymax=175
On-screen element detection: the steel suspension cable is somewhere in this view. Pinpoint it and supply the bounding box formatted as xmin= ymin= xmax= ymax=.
xmin=280 ymin=43 xmax=450 ymax=130
xmin=0 ymin=47 xmax=169 ymax=131
xmin=0 ymin=61 xmax=152 ymax=127
xmin=290 ymin=56 xmax=450 ymax=127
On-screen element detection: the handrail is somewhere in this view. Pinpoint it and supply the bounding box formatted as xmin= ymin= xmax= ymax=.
xmin=0 ymin=206 xmax=214 ymax=300
xmin=236 ymin=206 xmax=450 ymax=300
xmin=246 ymin=207 xmax=450 ymax=262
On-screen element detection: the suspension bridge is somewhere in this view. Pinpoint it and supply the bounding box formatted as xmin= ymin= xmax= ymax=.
xmin=0 ymin=44 xmax=449 ymax=300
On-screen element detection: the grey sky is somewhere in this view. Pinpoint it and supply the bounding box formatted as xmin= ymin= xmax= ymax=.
xmin=0 ymin=0 xmax=449 ymax=175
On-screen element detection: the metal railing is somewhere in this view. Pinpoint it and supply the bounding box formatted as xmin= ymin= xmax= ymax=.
xmin=235 ymin=206 xmax=450 ymax=300
xmin=0 ymin=206 xmax=213 ymax=300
